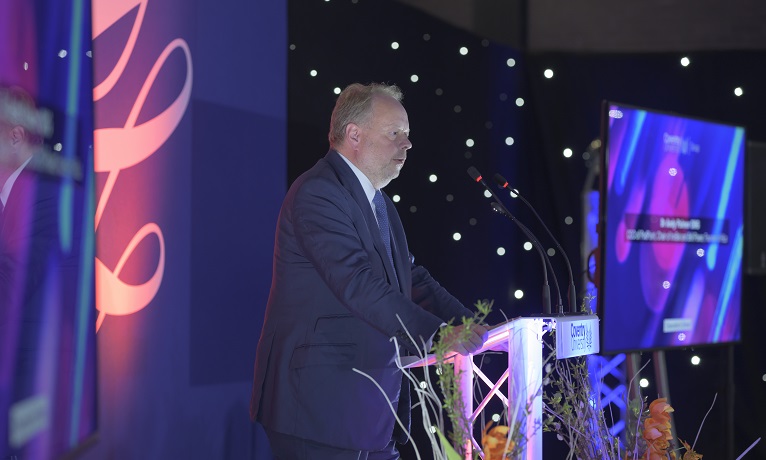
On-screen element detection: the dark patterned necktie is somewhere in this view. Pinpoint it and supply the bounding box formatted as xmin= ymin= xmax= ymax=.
xmin=373 ymin=190 xmax=398 ymax=285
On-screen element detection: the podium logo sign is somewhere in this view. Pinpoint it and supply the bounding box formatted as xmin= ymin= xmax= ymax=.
xmin=556 ymin=315 xmax=600 ymax=359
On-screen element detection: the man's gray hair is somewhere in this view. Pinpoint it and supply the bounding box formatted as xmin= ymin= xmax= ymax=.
xmin=328 ymin=83 xmax=403 ymax=148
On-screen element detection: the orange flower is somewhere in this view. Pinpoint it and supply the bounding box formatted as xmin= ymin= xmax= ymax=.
xmin=648 ymin=398 xmax=674 ymax=425
xmin=640 ymin=398 xmax=676 ymax=460
xmin=482 ymin=422 xmax=515 ymax=460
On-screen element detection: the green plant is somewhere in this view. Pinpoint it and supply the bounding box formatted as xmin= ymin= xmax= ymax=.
xmin=431 ymin=299 xmax=492 ymax=457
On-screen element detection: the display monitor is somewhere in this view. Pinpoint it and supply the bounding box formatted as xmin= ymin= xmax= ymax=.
xmin=598 ymin=102 xmax=744 ymax=353
xmin=1 ymin=0 xmax=97 ymax=458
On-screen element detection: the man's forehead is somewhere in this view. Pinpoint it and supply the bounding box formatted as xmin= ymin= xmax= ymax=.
xmin=379 ymin=118 xmax=409 ymax=128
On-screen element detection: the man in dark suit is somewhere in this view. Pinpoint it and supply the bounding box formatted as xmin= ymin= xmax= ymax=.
xmin=0 ymin=87 xmax=53 ymax=307
xmin=250 ymin=83 xmax=488 ymax=459
xmin=0 ymin=85 xmax=81 ymax=457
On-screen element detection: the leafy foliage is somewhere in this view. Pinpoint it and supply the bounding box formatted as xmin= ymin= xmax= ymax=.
xmin=432 ymin=299 xmax=492 ymax=457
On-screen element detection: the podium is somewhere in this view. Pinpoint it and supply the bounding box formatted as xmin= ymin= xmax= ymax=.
xmin=404 ymin=314 xmax=600 ymax=460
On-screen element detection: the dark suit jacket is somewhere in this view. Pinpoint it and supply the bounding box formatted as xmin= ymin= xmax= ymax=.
xmin=1 ymin=167 xmax=59 ymax=305
xmin=250 ymin=150 xmax=471 ymax=451
xmin=0 ymin=165 xmax=76 ymax=457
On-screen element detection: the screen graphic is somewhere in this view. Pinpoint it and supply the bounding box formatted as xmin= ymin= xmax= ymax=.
xmin=599 ymin=103 xmax=744 ymax=353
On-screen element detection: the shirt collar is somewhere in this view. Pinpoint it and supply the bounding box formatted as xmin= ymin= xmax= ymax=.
xmin=0 ymin=157 xmax=32 ymax=207
xmin=335 ymin=150 xmax=377 ymax=205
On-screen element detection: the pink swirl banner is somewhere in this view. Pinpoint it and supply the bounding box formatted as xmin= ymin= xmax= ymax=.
xmin=92 ymin=0 xmax=192 ymax=331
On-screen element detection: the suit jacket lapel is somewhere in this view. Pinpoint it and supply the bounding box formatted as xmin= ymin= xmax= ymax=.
xmin=325 ymin=151 xmax=402 ymax=291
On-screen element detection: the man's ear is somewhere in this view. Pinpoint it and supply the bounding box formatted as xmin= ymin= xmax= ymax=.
xmin=9 ymin=126 xmax=25 ymax=145
xmin=346 ymin=123 xmax=360 ymax=145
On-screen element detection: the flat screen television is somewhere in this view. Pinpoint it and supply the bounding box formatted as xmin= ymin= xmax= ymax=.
xmin=597 ymin=102 xmax=744 ymax=354
xmin=1 ymin=0 xmax=97 ymax=458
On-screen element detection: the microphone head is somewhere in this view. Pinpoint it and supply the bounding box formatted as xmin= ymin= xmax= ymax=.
xmin=493 ymin=173 xmax=509 ymax=189
xmin=494 ymin=173 xmax=520 ymax=197
xmin=466 ymin=166 xmax=482 ymax=182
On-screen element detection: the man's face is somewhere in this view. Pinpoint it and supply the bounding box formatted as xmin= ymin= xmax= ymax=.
xmin=356 ymin=95 xmax=412 ymax=189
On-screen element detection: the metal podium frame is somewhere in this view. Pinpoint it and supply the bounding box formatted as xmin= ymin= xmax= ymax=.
xmin=405 ymin=314 xmax=600 ymax=460
xmin=406 ymin=318 xmax=551 ymax=459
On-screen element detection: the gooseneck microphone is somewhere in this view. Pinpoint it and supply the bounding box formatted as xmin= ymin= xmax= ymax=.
xmin=467 ymin=166 xmax=558 ymax=315
xmin=493 ymin=173 xmax=578 ymax=314
xmin=488 ymin=202 xmax=563 ymax=314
